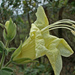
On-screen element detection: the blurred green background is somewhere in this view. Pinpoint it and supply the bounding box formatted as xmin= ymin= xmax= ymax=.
xmin=0 ymin=0 xmax=75 ymax=75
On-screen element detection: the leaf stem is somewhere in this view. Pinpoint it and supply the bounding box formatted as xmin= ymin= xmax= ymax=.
xmin=5 ymin=60 xmax=12 ymax=67
xmin=0 ymin=51 xmax=5 ymax=69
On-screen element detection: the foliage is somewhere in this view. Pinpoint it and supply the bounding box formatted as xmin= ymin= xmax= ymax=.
xmin=24 ymin=63 xmax=52 ymax=75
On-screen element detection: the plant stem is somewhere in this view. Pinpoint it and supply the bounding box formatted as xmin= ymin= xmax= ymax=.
xmin=4 ymin=40 xmax=12 ymax=67
xmin=0 ymin=23 xmax=5 ymax=28
xmin=5 ymin=60 xmax=11 ymax=67
xmin=0 ymin=51 xmax=5 ymax=69
xmin=6 ymin=41 xmax=9 ymax=48
xmin=0 ymin=41 xmax=10 ymax=69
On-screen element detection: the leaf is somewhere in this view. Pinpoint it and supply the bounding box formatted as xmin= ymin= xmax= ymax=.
xmin=0 ymin=41 xmax=5 ymax=54
xmin=0 ymin=41 xmax=5 ymax=51
xmin=6 ymin=47 xmax=16 ymax=52
xmin=13 ymin=58 xmax=32 ymax=64
xmin=0 ymin=41 xmax=8 ymax=55
xmin=0 ymin=70 xmax=12 ymax=75
xmin=2 ymin=67 xmax=13 ymax=73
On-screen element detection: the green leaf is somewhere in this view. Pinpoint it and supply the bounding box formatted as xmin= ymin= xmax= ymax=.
xmin=0 ymin=41 xmax=5 ymax=53
xmin=0 ymin=69 xmax=12 ymax=75
xmin=6 ymin=47 xmax=16 ymax=52
xmin=0 ymin=41 xmax=8 ymax=55
xmin=0 ymin=41 xmax=5 ymax=50
xmin=13 ymin=58 xmax=39 ymax=64
xmin=13 ymin=58 xmax=32 ymax=64
xmin=2 ymin=67 xmax=13 ymax=73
